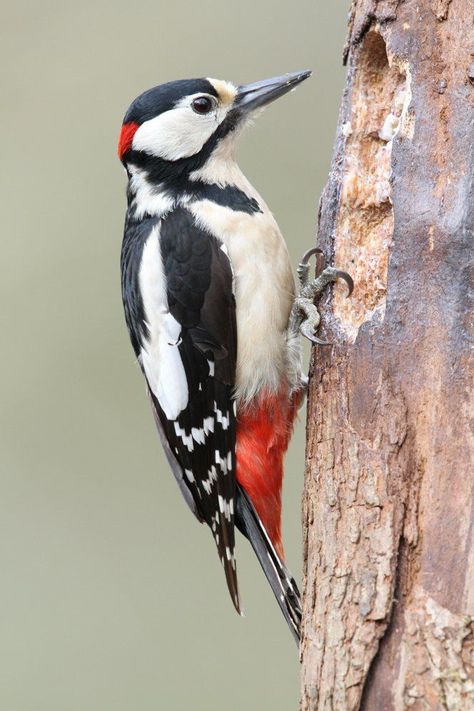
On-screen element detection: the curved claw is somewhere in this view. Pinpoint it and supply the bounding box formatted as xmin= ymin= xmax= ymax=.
xmin=300 ymin=321 xmax=332 ymax=346
xmin=300 ymin=247 xmax=324 ymax=266
xmin=333 ymin=269 xmax=354 ymax=297
xmin=310 ymin=335 xmax=333 ymax=346
xmin=297 ymin=247 xmax=325 ymax=287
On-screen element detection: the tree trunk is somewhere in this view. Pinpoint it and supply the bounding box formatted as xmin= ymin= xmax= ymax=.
xmin=300 ymin=1 xmax=474 ymax=709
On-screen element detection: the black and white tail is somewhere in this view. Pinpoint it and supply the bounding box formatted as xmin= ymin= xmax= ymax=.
xmin=235 ymin=485 xmax=302 ymax=644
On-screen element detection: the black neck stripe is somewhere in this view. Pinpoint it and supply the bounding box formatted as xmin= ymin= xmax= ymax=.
xmin=190 ymin=182 xmax=262 ymax=214
xmin=126 ymin=107 xmax=261 ymax=215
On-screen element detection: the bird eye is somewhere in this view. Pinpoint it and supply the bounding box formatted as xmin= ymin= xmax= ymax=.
xmin=191 ymin=96 xmax=214 ymax=115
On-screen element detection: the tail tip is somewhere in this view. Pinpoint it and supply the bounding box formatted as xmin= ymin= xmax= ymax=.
xmin=233 ymin=592 xmax=245 ymax=617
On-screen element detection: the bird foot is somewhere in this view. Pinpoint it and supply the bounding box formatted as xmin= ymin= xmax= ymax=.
xmin=290 ymin=248 xmax=353 ymax=345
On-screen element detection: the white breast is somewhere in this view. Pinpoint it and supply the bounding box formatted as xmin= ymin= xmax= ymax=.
xmin=190 ymin=190 xmax=297 ymax=405
xmin=138 ymin=226 xmax=189 ymax=420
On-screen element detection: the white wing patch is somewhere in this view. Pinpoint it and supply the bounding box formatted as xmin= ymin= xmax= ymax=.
xmin=139 ymin=227 xmax=189 ymax=420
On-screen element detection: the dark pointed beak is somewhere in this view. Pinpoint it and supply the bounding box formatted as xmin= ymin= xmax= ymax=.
xmin=235 ymin=70 xmax=312 ymax=112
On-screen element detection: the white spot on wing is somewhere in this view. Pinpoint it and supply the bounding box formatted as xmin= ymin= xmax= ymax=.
xmin=174 ymin=422 xmax=193 ymax=452
xmin=203 ymin=416 xmax=214 ymax=435
xmin=214 ymin=402 xmax=230 ymax=430
xmin=191 ymin=427 xmax=205 ymax=445
xmin=218 ymin=495 xmax=233 ymax=521
xmin=200 ymin=465 xmax=218 ymax=495
xmin=215 ymin=450 xmax=228 ymax=474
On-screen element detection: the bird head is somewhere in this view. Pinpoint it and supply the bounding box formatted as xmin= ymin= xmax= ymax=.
xmin=118 ymin=71 xmax=311 ymax=178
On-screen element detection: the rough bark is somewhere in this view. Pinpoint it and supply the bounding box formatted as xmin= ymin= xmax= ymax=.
xmin=300 ymin=1 xmax=474 ymax=709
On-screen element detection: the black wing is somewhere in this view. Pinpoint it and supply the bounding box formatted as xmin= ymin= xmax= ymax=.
xmin=137 ymin=207 xmax=240 ymax=611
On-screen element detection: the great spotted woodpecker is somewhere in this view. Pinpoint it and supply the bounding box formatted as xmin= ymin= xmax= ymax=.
xmin=118 ymin=72 xmax=352 ymax=643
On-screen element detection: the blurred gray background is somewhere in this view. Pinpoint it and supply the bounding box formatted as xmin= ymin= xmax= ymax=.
xmin=1 ymin=2 xmax=349 ymax=709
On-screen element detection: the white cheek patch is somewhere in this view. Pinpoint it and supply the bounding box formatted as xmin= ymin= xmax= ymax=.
xmin=132 ymin=94 xmax=230 ymax=161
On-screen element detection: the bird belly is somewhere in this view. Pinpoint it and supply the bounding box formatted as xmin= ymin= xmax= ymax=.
xmin=190 ymin=200 xmax=296 ymax=405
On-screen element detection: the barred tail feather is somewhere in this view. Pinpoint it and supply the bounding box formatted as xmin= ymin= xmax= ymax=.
xmin=235 ymin=485 xmax=301 ymax=643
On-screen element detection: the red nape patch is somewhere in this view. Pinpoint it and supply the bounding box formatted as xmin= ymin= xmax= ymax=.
xmin=118 ymin=121 xmax=139 ymax=160
xmin=236 ymin=388 xmax=300 ymax=560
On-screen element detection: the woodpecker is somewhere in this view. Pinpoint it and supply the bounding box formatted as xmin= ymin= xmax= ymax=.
xmin=118 ymin=71 xmax=352 ymax=643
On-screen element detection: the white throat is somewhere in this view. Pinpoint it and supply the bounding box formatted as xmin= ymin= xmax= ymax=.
xmin=189 ymin=131 xmax=252 ymax=194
